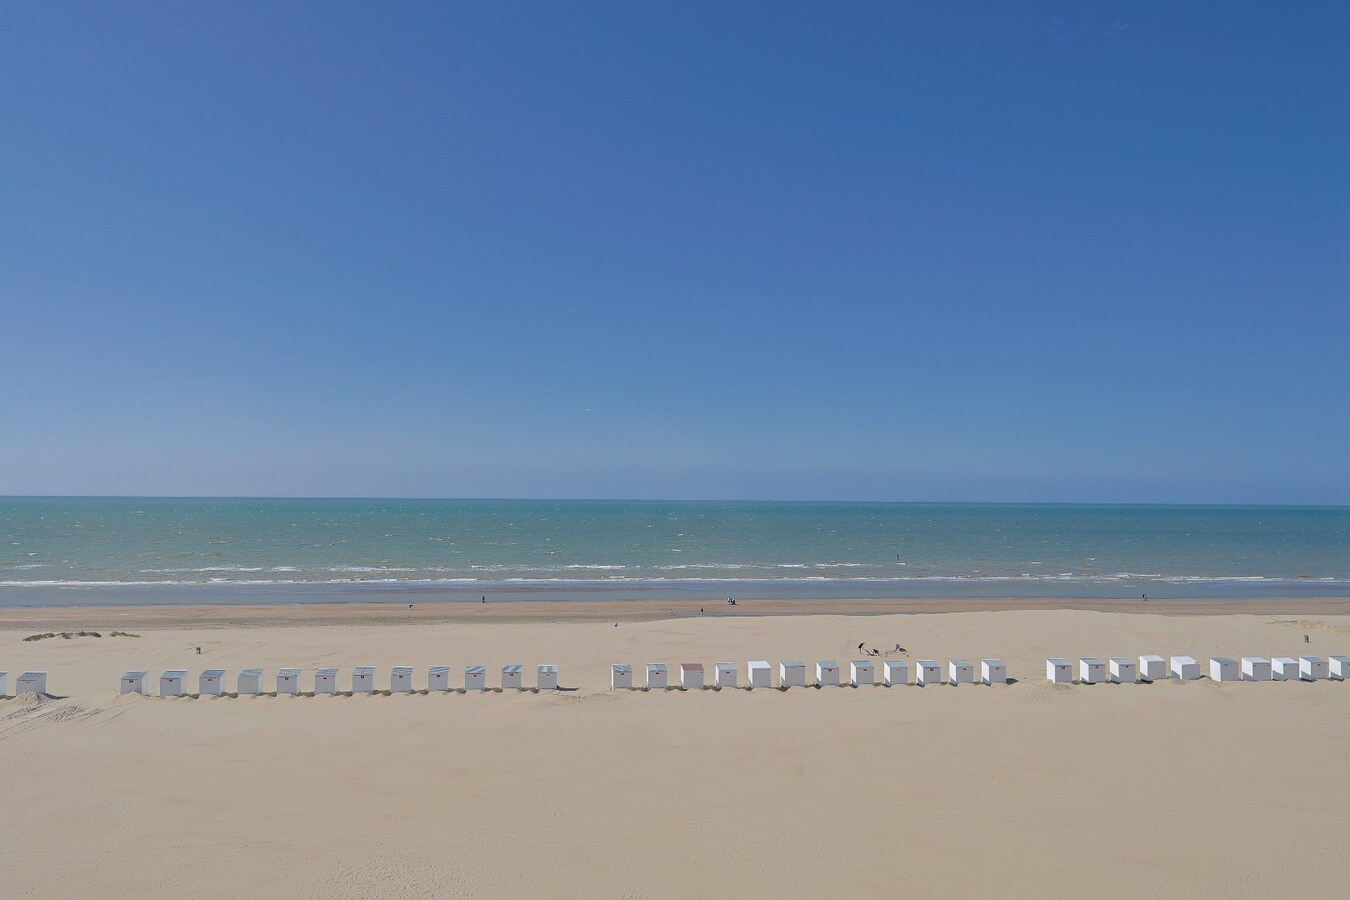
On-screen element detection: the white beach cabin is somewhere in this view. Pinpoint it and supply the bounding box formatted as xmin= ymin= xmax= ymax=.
xmin=1299 ymin=656 xmax=1328 ymax=681
xmin=1209 ymin=657 xmax=1239 ymax=682
xmin=981 ymin=659 xmax=1006 ymax=685
xmin=646 ymin=663 xmax=668 ymax=689
xmin=315 ymin=668 xmax=339 ymax=694
xmin=0 ymin=671 xmax=6 ymax=696
xmin=714 ymin=662 xmax=737 ymax=688
xmin=352 ymin=667 xmax=376 ymax=693
xmin=1170 ymin=656 xmax=1199 ymax=680
xmin=429 ymin=665 xmax=451 ymax=692
xmin=851 ymin=660 xmax=875 ymax=686
xmin=1079 ymin=658 xmax=1105 ymax=684
xmin=780 ymin=661 xmax=806 ymax=688
xmin=611 ymin=664 xmax=633 ymax=690
xmin=120 ymin=671 xmax=148 ymax=695
xmin=747 ymin=660 xmax=771 ymax=688
xmin=199 ymin=669 xmax=227 ymax=696
xmin=391 ymin=666 xmax=415 ymax=693
xmin=680 ymin=663 xmax=704 ymax=689
xmin=884 ymin=660 xmax=909 ymax=686
xmin=537 ymin=664 xmax=558 ymax=690
xmin=1138 ymin=655 xmax=1166 ymax=682
xmin=238 ymin=669 xmax=263 ymax=695
xmin=465 ymin=665 xmax=487 ymax=690
xmin=160 ymin=670 xmax=188 ymax=697
xmin=277 ymin=668 xmax=301 ymax=695
xmin=1241 ymin=657 xmax=1271 ymax=681
xmin=1330 ymin=656 xmax=1350 ymax=681
xmin=501 ymin=664 xmax=523 ymax=690
xmin=816 ymin=660 xmax=840 ymax=686
xmin=1045 ymin=658 xmax=1072 ymax=684
xmin=17 ymin=672 xmax=47 ymax=694
xmin=948 ymin=660 xmax=974 ymax=686
xmin=1109 ymin=657 xmax=1136 ymax=684
xmin=1271 ymin=657 xmax=1299 ymax=681
xmin=916 ymin=660 xmax=942 ymax=686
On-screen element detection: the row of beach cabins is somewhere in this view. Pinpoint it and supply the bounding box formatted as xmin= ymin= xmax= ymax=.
xmin=614 ymin=659 xmax=996 ymax=688
xmin=5 ymin=654 xmax=1350 ymax=698
xmin=120 ymin=664 xmax=561 ymax=696
xmin=618 ymin=654 xmax=1350 ymax=688
xmin=1050 ymin=654 xmax=1350 ymax=683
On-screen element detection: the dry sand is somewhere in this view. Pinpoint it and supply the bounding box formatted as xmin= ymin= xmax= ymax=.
xmin=1 ymin=601 xmax=1348 ymax=898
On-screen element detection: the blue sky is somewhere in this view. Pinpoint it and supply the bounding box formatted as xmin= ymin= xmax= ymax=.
xmin=2 ymin=2 xmax=1347 ymax=503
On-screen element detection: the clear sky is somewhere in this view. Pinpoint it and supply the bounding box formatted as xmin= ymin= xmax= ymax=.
xmin=2 ymin=2 xmax=1347 ymax=503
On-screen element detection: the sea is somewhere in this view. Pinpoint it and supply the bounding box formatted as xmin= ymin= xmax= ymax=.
xmin=1 ymin=498 xmax=1347 ymax=607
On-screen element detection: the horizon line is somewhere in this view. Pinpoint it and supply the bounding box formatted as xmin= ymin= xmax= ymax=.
xmin=2 ymin=494 xmax=1347 ymax=510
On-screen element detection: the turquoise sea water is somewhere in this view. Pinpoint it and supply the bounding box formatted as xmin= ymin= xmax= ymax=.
xmin=1 ymin=498 xmax=1347 ymax=606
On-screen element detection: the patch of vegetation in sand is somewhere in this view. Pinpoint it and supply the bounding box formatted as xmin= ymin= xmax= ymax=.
xmin=22 ymin=630 xmax=141 ymax=642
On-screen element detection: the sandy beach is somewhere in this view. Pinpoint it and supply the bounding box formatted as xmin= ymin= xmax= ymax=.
xmin=2 ymin=600 xmax=1348 ymax=898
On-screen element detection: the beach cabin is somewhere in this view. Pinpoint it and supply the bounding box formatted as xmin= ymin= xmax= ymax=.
xmin=120 ymin=671 xmax=148 ymax=695
xmin=610 ymin=664 xmax=633 ymax=690
xmin=948 ymin=660 xmax=974 ymax=686
xmin=391 ymin=666 xmax=415 ymax=693
xmin=1299 ymin=656 xmax=1328 ymax=681
xmin=747 ymin=660 xmax=771 ymax=688
xmin=1209 ymin=657 xmax=1239 ymax=682
xmin=1330 ymin=656 xmax=1350 ymax=680
xmin=315 ymin=667 xmax=338 ymax=694
xmin=16 ymin=672 xmax=47 ymax=694
xmin=1079 ymin=658 xmax=1105 ymax=685
xmin=1109 ymin=658 xmax=1136 ymax=684
xmin=714 ymin=662 xmax=737 ymax=688
xmin=779 ymin=660 xmax=806 ymax=688
xmin=199 ymin=669 xmax=226 ymax=696
xmin=816 ymin=660 xmax=840 ymax=686
xmin=981 ymin=659 xmax=1007 ymax=685
xmin=680 ymin=663 xmax=704 ymax=690
xmin=1170 ymin=656 xmax=1199 ymax=680
xmin=646 ymin=663 xmax=668 ymax=689
xmin=465 ymin=665 xmax=487 ymax=690
xmin=851 ymin=660 xmax=875 ymax=686
xmin=277 ymin=668 xmax=301 ymax=695
xmin=1045 ymin=658 xmax=1072 ymax=684
xmin=352 ymin=667 xmax=376 ymax=693
xmin=502 ymin=664 xmax=523 ymax=690
xmin=1271 ymin=657 xmax=1299 ymax=681
xmin=160 ymin=670 xmax=188 ymax=697
xmin=537 ymin=664 xmax=558 ymax=690
xmin=884 ymin=660 xmax=909 ymax=686
xmin=916 ymin=660 xmax=941 ymax=686
xmin=1241 ymin=657 xmax=1271 ymax=682
xmin=1139 ymin=655 xmax=1166 ymax=682
xmin=429 ymin=665 xmax=451 ymax=692
xmin=0 ymin=672 xmax=6 ymax=696
xmin=238 ymin=669 xmax=263 ymax=695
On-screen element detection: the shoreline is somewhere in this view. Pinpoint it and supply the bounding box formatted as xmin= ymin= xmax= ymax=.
xmin=3 ymin=594 xmax=1349 ymax=629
